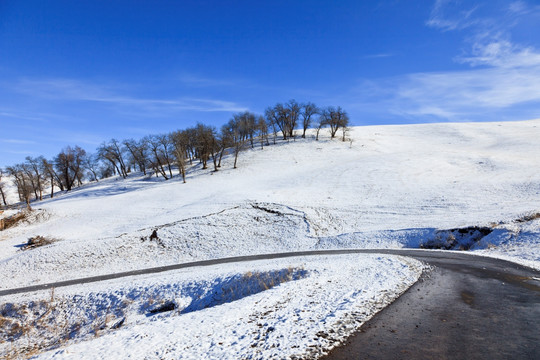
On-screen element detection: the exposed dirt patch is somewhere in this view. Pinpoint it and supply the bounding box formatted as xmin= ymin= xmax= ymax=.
xmin=21 ymin=236 xmax=57 ymax=251
xmin=0 ymin=211 xmax=28 ymax=231
xmin=140 ymin=229 xmax=165 ymax=247
xmin=251 ymin=204 xmax=284 ymax=216
xmin=515 ymin=212 xmax=540 ymax=223
xmin=0 ymin=209 xmax=49 ymax=233
xmin=148 ymin=301 xmax=176 ymax=314
xmin=460 ymin=290 xmax=475 ymax=306
xmin=420 ymin=226 xmax=493 ymax=250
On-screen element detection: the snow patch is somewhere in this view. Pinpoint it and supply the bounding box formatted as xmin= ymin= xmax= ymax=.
xmin=1 ymin=255 xmax=423 ymax=359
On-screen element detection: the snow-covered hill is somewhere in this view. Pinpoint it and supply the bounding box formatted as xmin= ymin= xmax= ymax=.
xmin=1 ymin=120 xmax=539 ymax=358
xmin=2 ymin=120 xmax=540 ymax=275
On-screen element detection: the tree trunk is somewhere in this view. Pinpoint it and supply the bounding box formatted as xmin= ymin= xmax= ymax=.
xmin=167 ymin=163 xmax=173 ymax=179
xmin=177 ymin=159 xmax=186 ymax=183
xmin=50 ymin=176 xmax=55 ymax=198
xmin=218 ymin=148 xmax=225 ymax=167
xmin=62 ymin=169 xmax=71 ymax=191
xmin=111 ymin=162 xmax=121 ymax=178
xmin=201 ymin=155 xmax=208 ymax=170
xmin=0 ymin=187 xmax=7 ymax=206
xmin=211 ymin=151 xmax=219 ymax=172
xmin=233 ymin=149 xmax=239 ymax=169
xmin=152 ymin=150 xmax=169 ymax=180
xmin=159 ymin=163 xmax=169 ymax=179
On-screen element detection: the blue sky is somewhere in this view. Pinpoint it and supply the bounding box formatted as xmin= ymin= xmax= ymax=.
xmin=1 ymin=0 xmax=539 ymax=166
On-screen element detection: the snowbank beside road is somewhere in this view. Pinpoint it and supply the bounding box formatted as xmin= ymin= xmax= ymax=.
xmin=2 ymin=254 xmax=423 ymax=359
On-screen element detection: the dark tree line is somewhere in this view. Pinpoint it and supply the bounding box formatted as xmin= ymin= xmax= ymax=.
xmin=3 ymin=146 xmax=87 ymax=208
xmin=0 ymin=100 xmax=349 ymax=209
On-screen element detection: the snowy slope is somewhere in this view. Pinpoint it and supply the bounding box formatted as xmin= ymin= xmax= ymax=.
xmin=1 ymin=120 xmax=539 ymax=358
xmin=1 ymin=120 xmax=539 ymax=285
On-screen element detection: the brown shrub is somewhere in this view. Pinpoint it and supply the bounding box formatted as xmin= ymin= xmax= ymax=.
xmin=0 ymin=211 xmax=28 ymax=231
xmin=22 ymin=236 xmax=56 ymax=250
xmin=515 ymin=212 xmax=540 ymax=223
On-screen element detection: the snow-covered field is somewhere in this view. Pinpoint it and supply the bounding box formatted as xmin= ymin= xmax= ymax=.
xmin=1 ymin=120 xmax=540 ymax=358
xmin=2 ymin=254 xmax=423 ymax=359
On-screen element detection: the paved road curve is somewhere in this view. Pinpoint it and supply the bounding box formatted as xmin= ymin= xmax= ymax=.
xmin=323 ymin=250 xmax=540 ymax=360
xmin=1 ymin=249 xmax=539 ymax=359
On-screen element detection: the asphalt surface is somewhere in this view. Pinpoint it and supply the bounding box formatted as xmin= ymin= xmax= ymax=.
xmin=323 ymin=250 xmax=540 ymax=360
xmin=1 ymin=249 xmax=539 ymax=359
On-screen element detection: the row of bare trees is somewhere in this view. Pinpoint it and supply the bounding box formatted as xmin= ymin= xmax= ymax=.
xmin=265 ymin=101 xmax=349 ymax=141
xmin=0 ymin=101 xmax=349 ymax=208
xmin=0 ymin=146 xmax=88 ymax=208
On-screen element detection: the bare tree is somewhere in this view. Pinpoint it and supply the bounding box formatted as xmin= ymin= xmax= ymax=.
xmin=20 ymin=162 xmax=39 ymax=201
xmin=266 ymin=112 xmax=278 ymax=144
xmin=0 ymin=168 xmax=9 ymax=207
xmin=314 ymin=115 xmax=326 ymax=141
xmin=41 ymin=157 xmax=62 ymax=197
xmin=220 ymin=124 xmax=233 ymax=162
xmin=6 ymin=164 xmax=33 ymax=209
xmin=238 ymin=112 xmax=256 ymax=148
xmin=285 ymin=99 xmax=301 ymax=139
xmin=157 ymin=134 xmax=175 ymax=179
xmin=257 ymin=115 xmax=268 ymax=148
xmin=183 ymin=127 xmax=197 ymax=165
xmin=265 ymin=104 xmax=288 ymax=140
xmin=54 ymin=146 xmax=86 ymax=191
xmin=25 ymin=156 xmax=46 ymax=201
xmin=99 ymin=163 xmax=115 ymax=179
xmin=209 ymin=130 xmax=225 ymax=172
xmin=98 ymin=139 xmax=129 ymax=179
xmin=320 ymin=106 xmax=349 ymax=138
xmin=170 ymin=130 xmax=188 ymax=183
xmin=301 ymin=102 xmax=319 ymax=138
xmin=145 ymin=135 xmax=170 ymax=180
xmin=83 ymin=153 xmax=101 ymax=182
xmin=123 ymin=138 xmax=149 ymax=175
xmin=98 ymin=144 xmax=121 ymax=178
xmin=194 ymin=123 xmax=216 ymax=170
xmin=224 ymin=114 xmax=247 ymax=169
xmin=216 ymin=131 xmax=229 ymax=168
xmin=265 ymin=100 xmax=301 ymax=140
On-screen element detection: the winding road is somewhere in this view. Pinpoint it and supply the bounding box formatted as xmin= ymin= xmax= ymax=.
xmin=1 ymin=249 xmax=539 ymax=359
xmin=323 ymin=250 xmax=540 ymax=359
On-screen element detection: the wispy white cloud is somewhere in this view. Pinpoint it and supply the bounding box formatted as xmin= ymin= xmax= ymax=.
xmin=0 ymin=111 xmax=49 ymax=123
xmin=458 ymin=39 xmax=540 ymax=68
xmin=426 ymin=0 xmax=480 ymax=31
xmin=387 ymin=0 xmax=540 ymax=121
xmin=392 ymin=64 xmax=540 ymax=119
xmin=361 ymin=53 xmax=395 ymax=59
xmin=0 ymin=139 xmax=37 ymax=145
xmin=177 ymin=74 xmax=239 ymax=88
xmin=12 ymin=78 xmax=248 ymax=114
xmin=6 ymin=150 xmax=35 ymax=155
xmin=508 ymin=1 xmax=533 ymax=15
